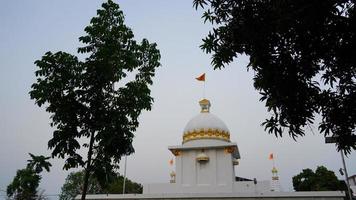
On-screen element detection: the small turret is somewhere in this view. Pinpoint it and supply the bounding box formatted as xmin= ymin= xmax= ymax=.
xmin=271 ymin=166 xmax=281 ymax=191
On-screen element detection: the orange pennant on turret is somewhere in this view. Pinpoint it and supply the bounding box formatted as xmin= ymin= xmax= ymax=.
xmin=169 ymin=158 xmax=174 ymax=166
xmin=195 ymin=73 xmax=205 ymax=81
xmin=269 ymin=153 xmax=274 ymax=160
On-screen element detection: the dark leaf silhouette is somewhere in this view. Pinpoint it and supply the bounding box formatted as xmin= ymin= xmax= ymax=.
xmin=193 ymin=0 xmax=356 ymax=153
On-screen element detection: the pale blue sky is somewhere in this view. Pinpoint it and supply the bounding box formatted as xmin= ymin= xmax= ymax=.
xmin=1 ymin=1 xmax=355 ymax=199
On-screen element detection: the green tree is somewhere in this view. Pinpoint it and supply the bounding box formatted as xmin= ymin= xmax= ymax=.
xmin=29 ymin=1 xmax=160 ymax=199
xmin=59 ymin=171 xmax=142 ymax=200
xmin=193 ymin=0 xmax=356 ymax=152
xmin=7 ymin=154 xmax=51 ymax=200
xmin=293 ymin=166 xmax=347 ymax=191
xmin=106 ymin=175 xmax=143 ymax=194
xmin=7 ymin=168 xmax=41 ymax=200
xmin=27 ymin=153 xmax=52 ymax=174
xmin=59 ymin=171 xmax=102 ymax=200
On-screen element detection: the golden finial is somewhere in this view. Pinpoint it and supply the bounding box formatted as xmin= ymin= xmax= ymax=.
xmin=272 ymin=167 xmax=278 ymax=174
xmin=199 ymin=99 xmax=210 ymax=113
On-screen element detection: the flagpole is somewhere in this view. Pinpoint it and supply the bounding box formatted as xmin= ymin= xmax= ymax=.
xmin=203 ymin=80 xmax=206 ymax=99
xmin=195 ymin=73 xmax=206 ymax=99
xmin=272 ymin=154 xmax=275 ymax=168
xmin=269 ymin=153 xmax=275 ymax=168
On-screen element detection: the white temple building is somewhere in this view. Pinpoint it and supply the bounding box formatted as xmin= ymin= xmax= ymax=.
xmin=143 ymin=99 xmax=270 ymax=194
xmin=80 ymin=99 xmax=345 ymax=200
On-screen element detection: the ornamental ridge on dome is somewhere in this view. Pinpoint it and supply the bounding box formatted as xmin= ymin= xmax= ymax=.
xmin=182 ymin=99 xmax=231 ymax=143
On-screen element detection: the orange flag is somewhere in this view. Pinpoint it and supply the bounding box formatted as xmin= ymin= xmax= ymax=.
xmin=269 ymin=153 xmax=274 ymax=160
xmin=196 ymin=73 xmax=205 ymax=81
xmin=169 ymin=158 xmax=174 ymax=166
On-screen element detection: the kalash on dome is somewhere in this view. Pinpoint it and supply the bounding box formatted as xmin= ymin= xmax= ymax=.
xmin=143 ymin=98 xmax=271 ymax=194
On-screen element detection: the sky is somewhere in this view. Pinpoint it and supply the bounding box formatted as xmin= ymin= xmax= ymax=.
xmin=0 ymin=0 xmax=355 ymax=199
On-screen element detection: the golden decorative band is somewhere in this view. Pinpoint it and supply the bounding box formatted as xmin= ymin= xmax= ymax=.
xmin=224 ymin=147 xmax=235 ymax=154
xmin=171 ymin=150 xmax=181 ymax=156
xmin=183 ymin=129 xmax=230 ymax=143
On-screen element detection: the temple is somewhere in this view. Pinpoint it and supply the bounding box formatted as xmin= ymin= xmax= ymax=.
xmin=143 ymin=99 xmax=270 ymax=194
xmin=79 ymin=99 xmax=345 ymax=200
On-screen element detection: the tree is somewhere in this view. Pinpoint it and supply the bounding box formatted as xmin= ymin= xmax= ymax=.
xmin=293 ymin=166 xmax=346 ymax=191
xmin=7 ymin=168 xmax=41 ymax=200
xmin=59 ymin=171 xmax=102 ymax=200
xmin=29 ymin=1 xmax=160 ymax=199
xmin=27 ymin=153 xmax=52 ymax=174
xmin=193 ymin=0 xmax=356 ymax=152
xmin=59 ymin=171 xmax=142 ymax=200
xmin=106 ymin=175 xmax=143 ymax=194
xmin=7 ymin=154 xmax=51 ymax=200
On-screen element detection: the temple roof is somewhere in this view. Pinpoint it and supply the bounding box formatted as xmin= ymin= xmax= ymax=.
xmin=182 ymin=99 xmax=230 ymax=143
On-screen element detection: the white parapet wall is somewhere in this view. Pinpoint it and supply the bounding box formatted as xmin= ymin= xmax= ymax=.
xmin=351 ymin=185 xmax=356 ymax=193
xmin=143 ymin=181 xmax=271 ymax=194
xmin=77 ymin=191 xmax=345 ymax=200
xmin=233 ymin=181 xmax=271 ymax=193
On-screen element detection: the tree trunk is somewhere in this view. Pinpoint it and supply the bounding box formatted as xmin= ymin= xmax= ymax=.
xmin=81 ymin=131 xmax=95 ymax=200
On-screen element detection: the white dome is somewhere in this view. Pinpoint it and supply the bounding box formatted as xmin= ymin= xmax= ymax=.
xmin=183 ymin=112 xmax=229 ymax=133
xmin=182 ymin=99 xmax=230 ymax=143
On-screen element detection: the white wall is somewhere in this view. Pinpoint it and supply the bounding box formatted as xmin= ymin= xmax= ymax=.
xmin=144 ymin=146 xmax=274 ymax=194
xmin=176 ymin=148 xmax=235 ymax=187
xmin=233 ymin=181 xmax=271 ymax=193
xmin=350 ymin=185 xmax=355 ymax=193
xmin=143 ymin=181 xmax=270 ymax=194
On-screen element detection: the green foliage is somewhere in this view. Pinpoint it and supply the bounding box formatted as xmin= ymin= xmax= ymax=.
xmin=7 ymin=154 xmax=51 ymax=200
xmin=30 ymin=0 xmax=160 ymax=199
xmin=292 ymin=166 xmax=347 ymax=191
xmin=59 ymin=171 xmax=142 ymax=200
xmin=106 ymin=176 xmax=143 ymax=194
xmin=193 ymin=0 xmax=356 ymax=152
xmin=7 ymin=168 xmax=40 ymax=200
xmin=27 ymin=153 xmax=52 ymax=173
xmin=59 ymin=171 xmax=102 ymax=200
